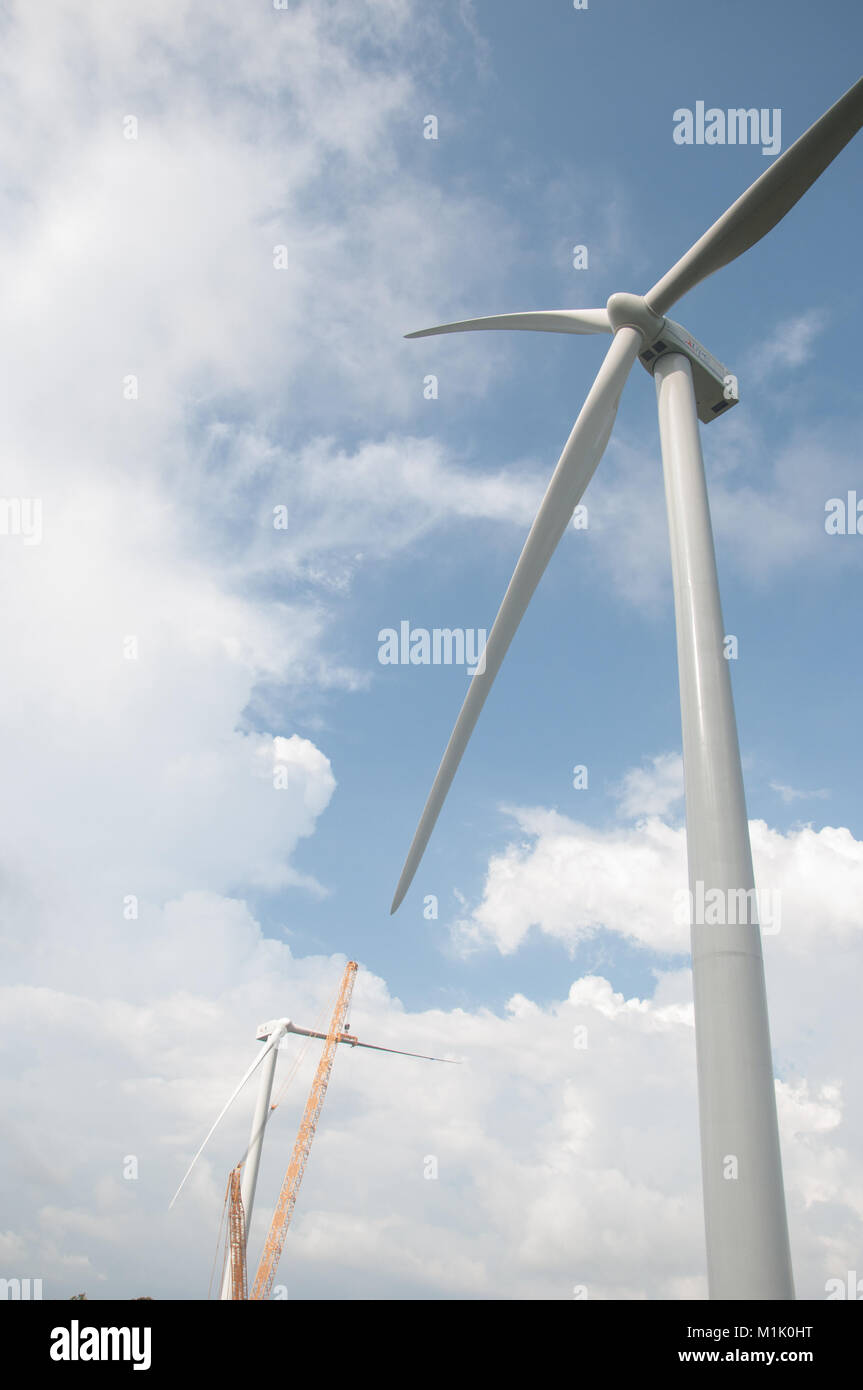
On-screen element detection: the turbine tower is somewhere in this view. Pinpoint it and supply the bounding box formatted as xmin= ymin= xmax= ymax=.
xmin=390 ymin=77 xmax=863 ymax=1299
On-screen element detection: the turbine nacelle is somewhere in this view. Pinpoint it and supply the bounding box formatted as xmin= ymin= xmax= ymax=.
xmin=639 ymin=318 xmax=738 ymax=423
xmin=256 ymin=1017 xmax=291 ymax=1041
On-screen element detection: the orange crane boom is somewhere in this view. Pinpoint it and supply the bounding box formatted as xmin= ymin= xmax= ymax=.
xmin=227 ymin=1165 xmax=248 ymax=1300
xmin=249 ymin=960 xmax=357 ymax=1300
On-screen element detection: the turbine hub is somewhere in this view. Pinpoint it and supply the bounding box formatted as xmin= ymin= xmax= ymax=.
xmin=606 ymin=292 xmax=665 ymax=343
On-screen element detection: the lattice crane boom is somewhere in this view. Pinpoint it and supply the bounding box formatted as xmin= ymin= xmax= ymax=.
xmin=249 ymin=960 xmax=357 ymax=1301
xmin=227 ymin=1165 xmax=248 ymax=1300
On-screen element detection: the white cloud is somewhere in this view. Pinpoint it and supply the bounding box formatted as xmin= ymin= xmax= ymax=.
xmin=232 ymin=432 xmax=547 ymax=592
xmin=0 ymin=936 xmax=710 ymax=1300
xmin=743 ymin=309 xmax=829 ymax=385
xmin=451 ymin=800 xmax=863 ymax=961
xmin=616 ymin=752 xmax=684 ymax=819
xmin=453 ymin=805 xmax=688 ymax=956
xmin=437 ymin=790 xmax=863 ymax=1295
xmin=770 ymin=780 xmax=830 ymax=804
xmin=3 ymin=922 xmax=859 ymax=1300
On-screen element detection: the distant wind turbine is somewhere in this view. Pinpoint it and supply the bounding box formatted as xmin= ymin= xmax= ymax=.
xmin=390 ymin=77 xmax=863 ymax=1300
xmin=170 ymin=991 xmax=458 ymax=1299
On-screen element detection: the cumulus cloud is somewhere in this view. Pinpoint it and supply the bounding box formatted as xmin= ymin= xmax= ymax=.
xmin=1 ymin=933 xmax=710 ymax=1301
xmin=616 ymin=752 xmax=684 ymax=820
xmin=441 ymin=789 xmax=863 ymax=1296
xmin=451 ymin=799 xmax=863 ymax=961
xmin=453 ymin=806 xmax=689 ymax=956
xmin=5 ymin=917 xmax=860 ymax=1300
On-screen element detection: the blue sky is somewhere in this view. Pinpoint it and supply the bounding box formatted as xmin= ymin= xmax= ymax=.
xmin=0 ymin=0 xmax=861 ymax=1301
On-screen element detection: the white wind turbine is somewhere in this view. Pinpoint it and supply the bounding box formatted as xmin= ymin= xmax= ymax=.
xmin=170 ymin=1009 xmax=456 ymax=1298
xmin=390 ymin=77 xmax=863 ymax=1300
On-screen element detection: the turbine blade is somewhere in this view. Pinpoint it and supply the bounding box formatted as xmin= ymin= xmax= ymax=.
xmin=645 ymin=76 xmax=863 ymax=316
xmin=406 ymin=309 xmax=611 ymax=339
xmin=289 ymin=1022 xmax=459 ymax=1063
xmin=168 ymin=1034 xmax=280 ymax=1208
xmin=390 ymin=326 xmax=642 ymax=914
xmin=347 ymin=1039 xmax=460 ymax=1063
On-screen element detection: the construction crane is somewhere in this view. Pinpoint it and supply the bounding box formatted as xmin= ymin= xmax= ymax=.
xmin=249 ymin=960 xmax=358 ymax=1300
xmin=245 ymin=961 xmax=458 ymax=1299
xmin=170 ymin=959 xmax=458 ymax=1298
xmin=226 ymin=1165 xmax=248 ymax=1300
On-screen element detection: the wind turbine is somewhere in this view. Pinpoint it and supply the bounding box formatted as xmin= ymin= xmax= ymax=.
xmin=390 ymin=77 xmax=863 ymax=1300
xmin=169 ymin=976 xmax=457 ymax=1299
